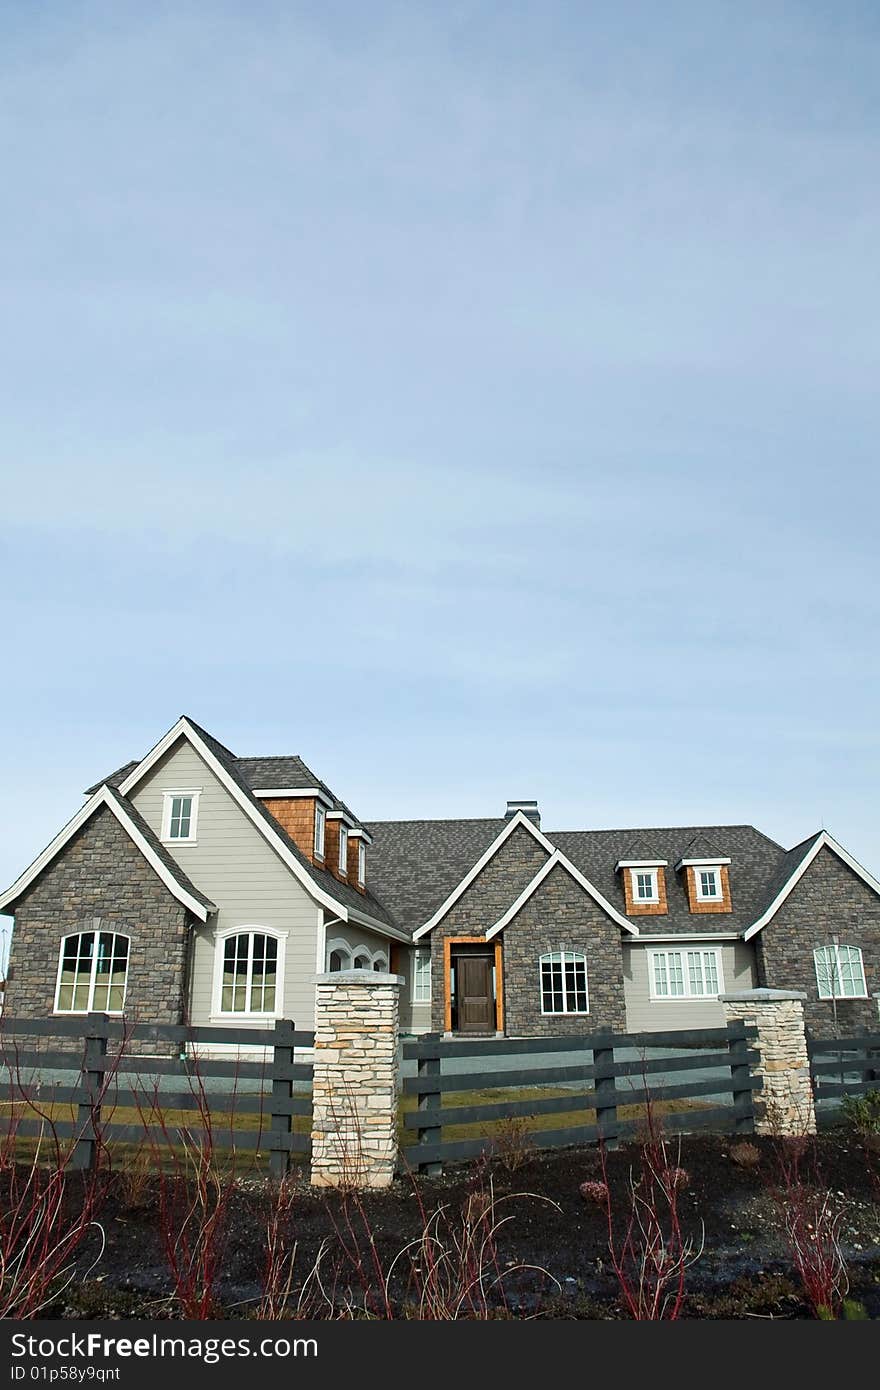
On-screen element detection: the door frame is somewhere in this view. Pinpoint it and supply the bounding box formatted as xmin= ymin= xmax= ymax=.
xmin=443 ymin=936 xmax=504 ymax=1034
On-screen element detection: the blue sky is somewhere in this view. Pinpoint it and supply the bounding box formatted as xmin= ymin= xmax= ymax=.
xmin=2 ymin=1 xmax=879 ymax=946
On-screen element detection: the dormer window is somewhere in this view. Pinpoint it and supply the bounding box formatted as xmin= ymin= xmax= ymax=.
xmin=696 ymin=867 xmax=720 ymax=901
xmin=338 ymin=825 xmax=348 ymax=875
xmin=677 ymin=854 xmax=732 ymax=913
xmin=314 ymin=804 xmax=326 ymax=861
xmin=357 ymin=839 xmax=366 ymax=887
xmin=616 ymin=856 xmax=668 ymax=915
xmin=633 ymin=869 xmax=659 ymax=904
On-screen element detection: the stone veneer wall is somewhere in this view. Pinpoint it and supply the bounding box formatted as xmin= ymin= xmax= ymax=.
xmin=4 ymin=807 xmax=191 ymax=1052
xmin=502 ymin=863 xmax=628 ymax=1036
xmin=428 ymin=825 xmax=550 ymax=1033
xmin=310 ymin=971 xmax=401 ymax=1188
xmin=721 ymin=989 xmax=816 ymax=1136
xmin=755 ymin=846 xmax=880 ymax=1037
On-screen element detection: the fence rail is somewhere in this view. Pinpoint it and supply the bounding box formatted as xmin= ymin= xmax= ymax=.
xmin=808 ymin=1032 xmax=880 ymax=1109
xmin=0 ymin=1014 xmax=315 ymax=1174
xmin=401 ymin=1021 xmax=760 ymax=1172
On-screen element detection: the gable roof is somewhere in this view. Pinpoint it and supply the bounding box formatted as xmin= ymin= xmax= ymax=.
xmin=364 ymin=816 xmax=509 ymax=936
xmin=742 ymin=831 xmax=880 ymax=940
xmin=406 ymin=811 xmax=557 ymax=940
xmin=364 ymin=818 xmax=794 ymax=939
xmin=0 ymin=784 xmax=216 ymax=921
xmin=486 ymin=850 xmax=640 ymax=939
xmin=235 ymin=755 xmax=363 ymax=827
xmin=116 ymin=717 xmax=403 ymax=938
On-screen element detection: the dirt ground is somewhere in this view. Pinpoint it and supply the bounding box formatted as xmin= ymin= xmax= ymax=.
xmin=22 ymin=1131 xmax=880 ymax=1319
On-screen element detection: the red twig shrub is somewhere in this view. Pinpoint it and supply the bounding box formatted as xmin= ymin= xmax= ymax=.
xmin=592 ymin=1103 xmax=702 ymax=1319
xmin=770 ymin=1138 xmax=848 ymax=1319
xmin=0 ymin=1032 xmax=118 ymax=1316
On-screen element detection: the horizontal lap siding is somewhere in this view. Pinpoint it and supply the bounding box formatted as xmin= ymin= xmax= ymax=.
xmin=129 ymin=740 xmax=323 ymax=1032
xmin=623 ymin=940 xmax=756 ymax=1031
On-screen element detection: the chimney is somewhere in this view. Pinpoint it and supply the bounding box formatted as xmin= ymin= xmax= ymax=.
xmin=505 ymin=800 xmax=540 ymax=828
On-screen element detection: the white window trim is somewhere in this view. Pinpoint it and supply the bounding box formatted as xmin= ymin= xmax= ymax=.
xmin=539 ymin=950 xmax=590 ymax=1016
xmin=327 ymin=939 xmax=352 ymax=971
xmin=338 ymin=825 xmax=349 ymax=875
xmin=694 ymin=866 xmax=722 ymax=902
xmin=631 ymin=867 xmax=660 ymax=904
xmin=352 ymin=947 xmax=372 ymax=970
xmin=814 ymin=943 xmax=868 ymax=1000
xmin=211 ymin=925 xmax=288 ymax=1020
xmin=161 ymin=788 xmax=201 ymax=845
xmin=357 ymin=840 xmax=366 ymax=887
xmin=648 ymin=947 xmax=725 ymax=1001
xmin=53 ymin=929 xmax=131 ymax=1015
xmin=413 ymin=948 xmax=432 ymax=1004
xmin=314 ymin=803 xmax=326 ymax=861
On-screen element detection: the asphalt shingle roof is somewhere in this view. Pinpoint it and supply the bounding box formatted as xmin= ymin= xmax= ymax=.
xmin=183 ymin=719 xmax=393 ymax=927
xmin=365 ymin=817 xmax=791 ymax=937
xmin=364 ymin=817 xmax=509 ymax=934
xmin=102 ymin=785 xmax=216 ymax=914
xmin=79 ymin=720 xmax=817 ymax=943
xmin=84 ymin=761 xmax=140 ymax=795
xmin=235 ymin=756 xmax=362 ymax=826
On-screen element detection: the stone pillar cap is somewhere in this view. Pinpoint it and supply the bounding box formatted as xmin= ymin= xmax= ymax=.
xmin=720 ymin=988 xmax=807 ymax=1002
xmin=314 ymin=970 xmax=404 ymax=985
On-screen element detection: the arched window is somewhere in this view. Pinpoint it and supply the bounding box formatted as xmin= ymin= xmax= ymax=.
xmin=217 ymin=930 xmax=283 ymax=1015
xmin=353 ymin=951 xmax=372 ymax=971
xmin=55 ymin=930 xmax=130 ymax=1014
xmin=539 ymin=950 xmax=588 ymax=1015
xmin=373 ymin=953 xmax=388 ymax=973
xmin=814 ymin=944 xmax=867 ymax=1000
xmin=327 ymin=940 xmax=352 ymax=972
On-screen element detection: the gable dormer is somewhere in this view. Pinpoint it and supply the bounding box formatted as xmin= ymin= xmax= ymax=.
xmin=616 ymin=838 xmax=668 ymax=915
xmin=347 ymin=828 xmax=370 ymax=894
xmin=676 ymin=835 xmax=732 ymax=913
xmin=256 ymin=792 xmax=331 ymax=865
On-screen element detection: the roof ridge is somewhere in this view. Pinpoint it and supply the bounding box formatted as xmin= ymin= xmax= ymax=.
xmin=549 ymin=823 xmax=773 ymax=837
xmin=367 ymin=816 xmax=507 ymax=827
xmin=235 ymin=753 xmax=304 ymax=762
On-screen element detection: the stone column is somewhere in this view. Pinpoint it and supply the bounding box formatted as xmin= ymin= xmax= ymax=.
xmin=720 ymin=988 xmax=816 ymax=1137
xmin=310 ymin=970 xmax=401 ymax=1189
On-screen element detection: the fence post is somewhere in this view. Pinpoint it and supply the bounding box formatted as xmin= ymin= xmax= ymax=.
xmin=726 ymin=1018 xmax=754 ymax=1134
xmin=720 ymin=989 xmax=816 ymax=1136
xmin=269 ymin=1018 xmax=296 ymax=1179
xmin=416 ymin=1035 xmax=442 ymax=1176
xmin=72 ymin=1012 xmax=109 ymax=1172
xmin=593 ymin=1034 xmax=618 ymax=1150
xmin=310 ymin=971 xmax=401 ymax=1188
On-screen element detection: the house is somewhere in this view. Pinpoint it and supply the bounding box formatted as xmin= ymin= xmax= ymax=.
xmin=1 ymin=716 xmax=878 ymax=1042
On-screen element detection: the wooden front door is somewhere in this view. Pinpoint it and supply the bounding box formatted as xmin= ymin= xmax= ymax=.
xmin=456 ymin=954 xmax=495 ymax=1033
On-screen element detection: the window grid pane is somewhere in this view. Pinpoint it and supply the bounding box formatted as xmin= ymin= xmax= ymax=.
xmin=668 ymin=952 xmax=684 ymax=995
xmin=56 ymin=931 xmax=128 ymax=1013
xmin=816 ymin=944 xmax=866 ymax=999
xmin=699 ymin=870 xmax=718 ymax=898
xmin=414 ymin=951 xmax=431 ymax=1003
xmin=541 ymin=951 xmax=587 ymax=1013
xmin=169 ymin=795 xmax=192 ymax=839
xmin=653 ymin=949 xmax=719 ymax=999
xmin=636 ymin=872 xmax=654 ymax=900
